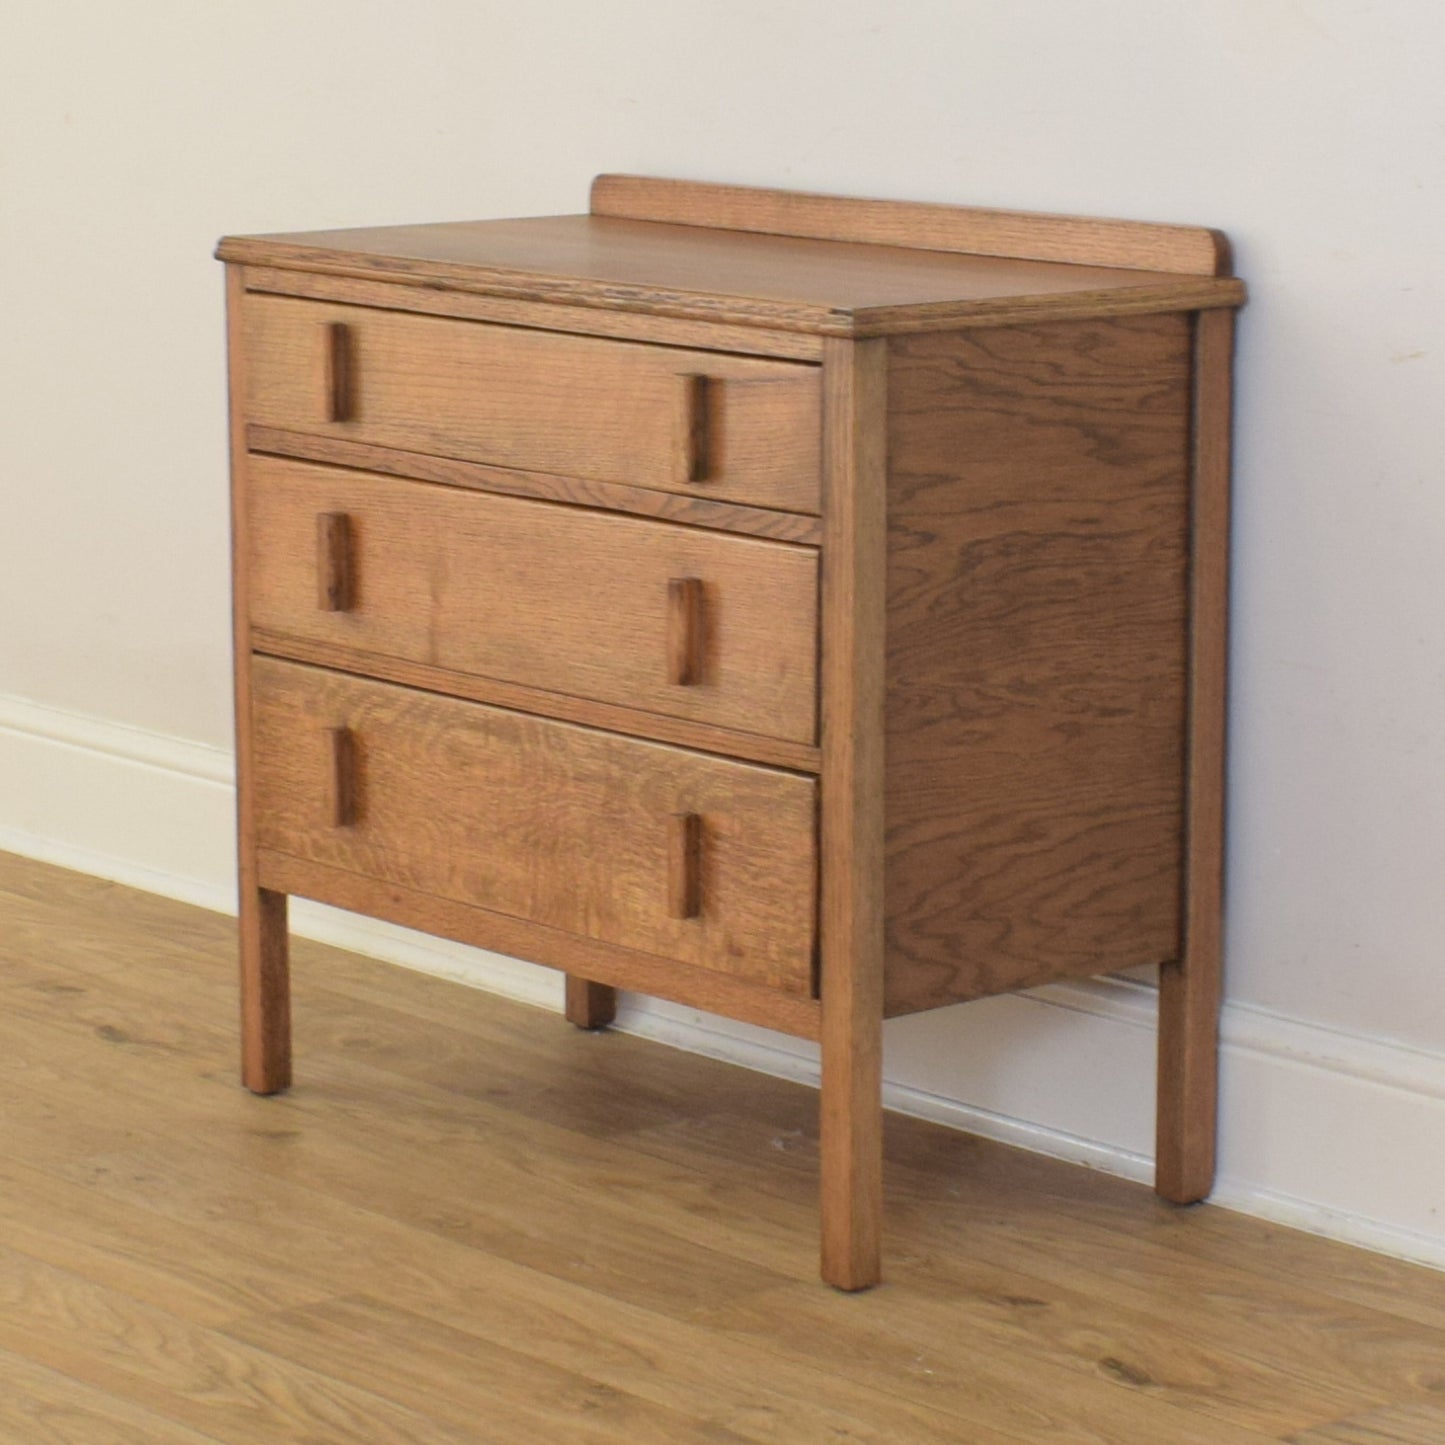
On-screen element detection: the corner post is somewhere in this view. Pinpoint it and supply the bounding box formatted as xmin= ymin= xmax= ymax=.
xmin=818 ymin=336 xmax=888 ymax=1288
xmin=1157 ymin=307 xmax=1235 ymax=1200
xmin=227 ymin=264 xmax=292 ymax=1094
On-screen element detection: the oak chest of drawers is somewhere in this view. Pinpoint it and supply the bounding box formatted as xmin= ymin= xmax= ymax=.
xmin=218 ymin=176 xmax=1244 ymax=1288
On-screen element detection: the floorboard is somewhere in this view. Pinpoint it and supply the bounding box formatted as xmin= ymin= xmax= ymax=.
xmin=0 ymin=849 xmax=1442 ymax=1443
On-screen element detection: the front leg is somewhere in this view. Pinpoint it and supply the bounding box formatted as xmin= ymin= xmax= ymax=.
xmin=240 ymin=885 xmax=291 ymax=1094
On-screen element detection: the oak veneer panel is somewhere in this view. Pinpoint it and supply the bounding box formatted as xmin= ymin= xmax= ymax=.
xmin=251 ymin=659 xmax=818 ymax=995
xmin=218 ymin=214 xmax=1244 ymax=337
xmin=882 ymin=314 xmax=1193 ymax=1014
xmin=243 ymin=294 xmax=823 ymax=514
xmin=247 ymin=456 xmax=819 ymax=746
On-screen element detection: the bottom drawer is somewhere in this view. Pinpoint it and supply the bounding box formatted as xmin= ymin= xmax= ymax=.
xmin=251 ymin=658 xmax=818 ymax=994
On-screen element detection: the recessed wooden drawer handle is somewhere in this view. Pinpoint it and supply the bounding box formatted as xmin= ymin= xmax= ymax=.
xmin=668 ymin=812 xmax=702 ymax=919
xmin=326 ymin=726 xmax=359 ymax=829
xmin=316 ymin=511 xmax=354 ymax=612
xmin=666 ymin=577 xmax=704 ymax=686
xmin=677 ymin=374 xmax=711 ymax=483
xmin=324 ymin=321 xmax=354 ymax=423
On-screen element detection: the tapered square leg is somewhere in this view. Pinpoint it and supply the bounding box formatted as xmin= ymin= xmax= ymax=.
xmin=240 ymin=885 xmax=291 ymax=1094
xmin=564 ymin=975 xmax=616 ymax=1030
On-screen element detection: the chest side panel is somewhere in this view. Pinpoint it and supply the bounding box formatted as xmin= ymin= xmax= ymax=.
xmin=883 ymin=314 xmax=1193 ymax=1013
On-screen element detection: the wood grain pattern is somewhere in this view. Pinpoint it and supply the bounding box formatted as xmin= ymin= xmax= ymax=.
xmin=247 ymin=426 xmax=824 ymax=545
xmin=0 ymin=1344 xmax=225 ymax=1444
xmin=257 ymin=849 xmax=821 ymax=1039
xmin=247 ymin=456 xmax=819 ymax=746
xmin=817 ymin=337 xmax=889 ymax=1290
xmin=592 ymin=173 xmax=1234 ymax=276
xmin=251 ymin=658 xmax=819 ymax=995
xmin=0 ymin=1243 xmax=481 ymax=1444
xmin=1289 ymin=1401 xmax=1445 ymax=1444
xmin=563 ymin=976 xmax=616 ymax=1031
xmin=243 ymin=293 xmax=823 ymax=514
xmin=240 ymin=264 xmax=827 ymax=361
xmin=218 ymin=1294 xmax=731 ymax=1444
xmin=6 ymin=850 xmax=1444 ymax=1444
xmin=217 ymin=214 xmax=1243 ymax=337
xmin=225 ymin=264 xmax=291 ymax=1095
xmin=882 ymin=314 xmax=1194 ymax=1014
xmin=1157 ymin=308 xmax=1236 ymax=1204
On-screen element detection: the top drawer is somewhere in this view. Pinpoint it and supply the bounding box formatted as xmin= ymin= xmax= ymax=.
xmin=242 ymin=294 xmax=822 ymax=514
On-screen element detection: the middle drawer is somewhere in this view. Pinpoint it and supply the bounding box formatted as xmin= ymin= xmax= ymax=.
xmin=247 ymin=455 xmax=820 ymax=746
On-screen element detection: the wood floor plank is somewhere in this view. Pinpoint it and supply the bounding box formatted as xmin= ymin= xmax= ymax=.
xmin=8 ymin=1080 xmax=1017 ymax=1442
xmin=1 ymin=1061 xmax=792 ymax=1320
xmin=1130 ymin=1208 xmax=1445 ymax=1337
xmin=0 ymin=956 xmax=821 ymax=1292
xmin=694 ymin=1283 xmax=1286 ymax=1445
xmin=0 ymin=847 xmax=1441 ymax=1445
xmin=0 ymin=1086 xmax=1020 ymax=1441
xmin=0 ymin=1347 xmax=222 ymax=1445
xmin=381 ymin=1277 xmax=1037 ymax=1445
xmin=0 ymin=1155 xmax=331 ymax=1327
xmin=292 ymin=978 xmax=792 ymax=1141
xmin=0 ymin=1243 xmax=482 ymax=1445
xmin=620 ymin=1111 xmax=1445 ymax=1434
xmin=1287 ymin=1400 xmax=1445 ymax=1444
xmin=696 ymin=1272 xmax=1379 ymax=1441
xmin=226 ymin=1295 xmax=757 ymax=1445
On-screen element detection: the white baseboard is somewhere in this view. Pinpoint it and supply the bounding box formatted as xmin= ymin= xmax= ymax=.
xmin=1 ymin=689 xmax=1441 ymax=1272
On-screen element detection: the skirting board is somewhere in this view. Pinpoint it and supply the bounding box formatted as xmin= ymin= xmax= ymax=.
xmin=1 ymin=687 xmax=1442 ymax=1272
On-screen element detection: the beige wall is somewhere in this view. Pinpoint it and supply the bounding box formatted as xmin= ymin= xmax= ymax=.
xmin=3 ymin=1 xmax=1443 ymax=1256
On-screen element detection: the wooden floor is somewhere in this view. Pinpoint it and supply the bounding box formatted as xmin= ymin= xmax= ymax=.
xmin=1 ymin=853 xmax=1442 ymax=1443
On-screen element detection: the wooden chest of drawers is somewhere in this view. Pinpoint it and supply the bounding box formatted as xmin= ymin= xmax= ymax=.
xmin=218 ymin=176 xmax=1244 ymax=1288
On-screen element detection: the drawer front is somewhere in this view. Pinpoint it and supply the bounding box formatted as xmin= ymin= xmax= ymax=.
xmin=243 ymin=294 xmax=822 ymax=514
xmin=251 ymin=659 xmax=818 ymax=994
xmin=247 ymin=456 xmax=819 ymax=746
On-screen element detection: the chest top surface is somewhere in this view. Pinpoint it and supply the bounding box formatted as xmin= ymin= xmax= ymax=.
xmin=217 ymin=175 xmax=1244 ymax=336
